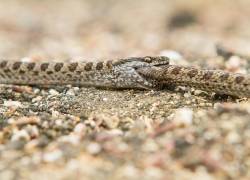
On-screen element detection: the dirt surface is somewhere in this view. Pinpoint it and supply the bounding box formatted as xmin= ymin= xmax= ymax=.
xmin=1 ymin=0 xmax=250 ymax=179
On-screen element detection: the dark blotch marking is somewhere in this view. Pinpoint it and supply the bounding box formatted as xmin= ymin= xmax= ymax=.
xmin=19 ymin=70 xmax=25 ymax=74
xmin=171 ymin=66 xmax=182 ymax=75
xmin=47 ymin=71 xmax=53 ymax=75
xmin=220 ymin=73 xmax=229 ymax=81
xmin=96 ymin=62 xmax=104 ymax=70
xmin=202 ymin=71 xmax=213 ymax=80
xmin=4 ymin=69 xmax=10 ymax=73
xmin=84 ymin=62 xmax=93 ymax=71
xmin=0 ymin=72 xmax=5 ymax=78
xmin=76 ymin=71 xmax=81 ymax=75
xmin=54 ymin=63 xmax=63 ymax=72
xmin=0 ymin=61 xmax=7 ymax=68
xmin=106 ymin=60 xmax=113 ymax=69
xmin=40 ymin=63 xmax=49 ymax=71
xmin=27 ymin=62 xmax=35 ymax=70
xmin=6 ymin=74 xmax=12 ymax=78
xmin=187 ymin=69 xmax=198 ymax=78
xmin=12 ymin=62 xmax=22 ymax=70
xmin=68 ymin=63 xmax=78 ymax=72
xmin=235 ymin=76 xmax=245 ymax=84
xmin=33 ymin=71 xmax=39 ymax=75
xmin=66 ymin=74 xmax=72 ymax=78
xmin=72 ymin=77 xmax=78 ymax=81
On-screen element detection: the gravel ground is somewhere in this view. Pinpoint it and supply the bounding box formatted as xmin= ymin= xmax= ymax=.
xmin=1 ymin=0 xmax=250 ymax=179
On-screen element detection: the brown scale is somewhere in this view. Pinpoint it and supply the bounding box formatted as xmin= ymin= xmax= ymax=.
xmin=0 ymin=58 xmax=147 ymax=86
xmin=96 ymin=62 xmax=104 ymax=70
xmin=40 ymin=63 xmax=49 ymax=71
xmin=68 ymin=63 xmax=78 ymax=72
xmin=137 ymin=64 xmax=250 ymax=97
xmin=84 ymin=62 xmax=93 ymax=71
xmin=27 ymin=62 xmax=36 ymax=70
xmin=54 ymin=63 xmax=64 ymax=72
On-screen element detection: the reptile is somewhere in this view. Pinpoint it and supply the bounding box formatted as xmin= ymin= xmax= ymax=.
xmin=1 ymin=56 xmax=250 ymax=97
xmin=137 ymin=63 xmax=250 ymax=97
xmin=0 ymin=56 xmax=169 ymax=89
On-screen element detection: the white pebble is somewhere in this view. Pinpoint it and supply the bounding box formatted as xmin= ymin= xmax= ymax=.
xmin=32 ymin=96 xmax=42 ymax=103
xmin=55 ymin=119 xmax=63 ymax=126
xmin=184 ymin=92 xmax=192 ymax=98
xmin=33 ymin=88 xmax=40 ymax=94
xmin=74 ymin=123 xmax=86 ymax=134
xmin=225 ymin=56 xmax=241 ymax=70
xmin=51 ymin=110 xmax=60 ymax=118
xmin=121 ymin=165 xmax=139 ymax=178
xmin=73 ymin=87 xmax=80 ymax=91
xmin=26 ymin=125 xmax=39 ymax=138
xmin=58 ymin=134 xmax=80 ymax=145
xmin=43 ymin=149 xmax=63 ymax=162
xmin=49 ymin=89 xmax=59 ymax=96
xmin=159 ymin=50 xmax=183 ymax=61
xmin=86 ymin=142 xmax=101 ymax=155
xmin=11 ymin=129 xmax=30 ymax=141
xmin=66 ymin=89 xmax=75 ymax=96
xmin=4 ymin=100 xmax=22 ymax=108
xmin=226 ymin=131 xmax=240 ymax=144
xmin=173 ymin=108 xmax=193 ymax=126
xmin=108 ymin=129 xmax=123 ymax=136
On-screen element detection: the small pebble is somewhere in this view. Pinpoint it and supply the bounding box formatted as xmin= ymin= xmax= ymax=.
xmin=74 ymin=123 xmax=86 ymax=134
xmin=173 ymin=108 xmax=193 ymax=126
xmin=12 ymin=116 xmax=40 ymax=125
xmin=25 ymin=125 xmax=40 ymax=138
xmin=159 ymin=50 xmax=183 ymax=61
xmin=225 ymin=56 xmax=242 ymax=72
xmin=66 ymin=89 xmax=76 ymax=96
xmin=86 ymin=142 xmax=102 ymax=155
xmin=58 ymin=134 xmax=80 ymax=145
xmin=11 ymin=129 xmax=30 ymax=141
xmin=32 ymin=96 xmax=43 ymax=103
xmin=49 ymin=89 xmax=59 ymax=96
xmin=120 ymin=165 xmax=139 ymax=179
xmin=226 ymin=131 xmax=241 ymax=144
xmin=43 ymin=149 xmax=63 ymax=162
xmin=4 ymin=100 xmax=22 ymax=108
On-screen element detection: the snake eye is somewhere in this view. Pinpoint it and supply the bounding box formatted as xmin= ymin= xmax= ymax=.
xmin=144 ymin=57 xmax=152 ymax=63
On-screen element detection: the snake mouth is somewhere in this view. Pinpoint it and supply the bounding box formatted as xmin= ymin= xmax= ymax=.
xmin=153 ymin=63 xmax=169 ymax=67
xmin=147 ymin=56 xmax=170 ymax=66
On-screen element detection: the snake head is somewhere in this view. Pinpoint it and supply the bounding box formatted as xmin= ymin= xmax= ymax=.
xmin=112 ymin=56 xmax=169 ymax=69
xmin=142 ymin=56 xmax=170 ymax=67
xmin=111 ymin=56 xmax=169 ymax=89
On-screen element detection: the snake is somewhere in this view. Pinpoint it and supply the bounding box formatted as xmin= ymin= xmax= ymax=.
xmin=137 ymin=62 xmax=250 ymax=97
xmin=1 ymin=56 xmax=250 ymax=97
xmin=0 ymin=56 xmax=169 ymax=89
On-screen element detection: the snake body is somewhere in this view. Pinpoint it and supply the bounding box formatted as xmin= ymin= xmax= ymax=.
xmin=137 ymin=64 xmax=250 ymax=97
xmin=0 ymin=56 xmax=169 ymax=89
xmin=1 ymin=55 xmax=250 ymax=97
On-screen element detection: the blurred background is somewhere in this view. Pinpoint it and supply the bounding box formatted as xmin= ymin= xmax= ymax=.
xmin=2 ymin=1 xmax=250 ymax=179
xmin=1 ymin=0 xmax=250 ymax=60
